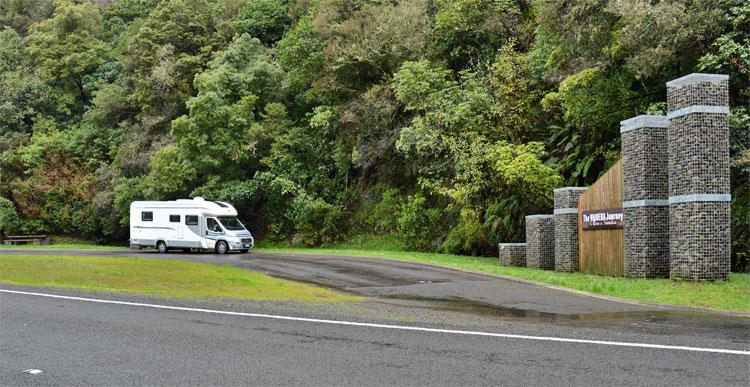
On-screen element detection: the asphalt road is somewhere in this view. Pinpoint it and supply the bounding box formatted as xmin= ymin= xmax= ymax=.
xmin=1 ymin=249 xmax=749 ymax=385
xmin=1 ymin=290 xmax=748 ymax=386
xmin=0 ymin=249 xmax=659 ymax=314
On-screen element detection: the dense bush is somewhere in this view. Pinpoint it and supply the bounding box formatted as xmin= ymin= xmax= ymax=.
xmin=0 ymin=197 xmax=19 ymax=236
xmin=441 ymin=207 xmax=486 ymax=255
xmin=288 ymin=193 xmax=343 ymax=247
xmin=367 ymin=188 xmax=402 ymax=233
xmin=397 ymin=194 xmax=443 ymax=251
xmin=0 ymin=0 xmax=747 ymax=270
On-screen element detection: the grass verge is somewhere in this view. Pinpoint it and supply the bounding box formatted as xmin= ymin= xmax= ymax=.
xmin=0 ymin=254 xmax=360 ymax=303
xmin=0 ymin=243 xmax=125 ymax=250
xmin=255 ymin=245 xmax=750 ymax=312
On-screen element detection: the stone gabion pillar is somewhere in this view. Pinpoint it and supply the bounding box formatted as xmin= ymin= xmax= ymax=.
xmin=525 ymin=215 xmax=555 ymax=269
xmin=553 ymin=187 xmax=587 ymax=272
xmin=620 ymin=115 xmax=670 ymax=278
xmin=499 ymin=243 xmax=526 ymax=267
xmin=667 ymin=73 xmax=731 ymax=280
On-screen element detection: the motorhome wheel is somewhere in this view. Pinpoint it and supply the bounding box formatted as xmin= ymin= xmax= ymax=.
xmin=216 ymin=241 xmax=228 ymax=254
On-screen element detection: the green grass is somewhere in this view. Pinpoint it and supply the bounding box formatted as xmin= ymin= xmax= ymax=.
xmin=0 ymin=254 xmax=361 ymax=303
xmin=255 ymin=242 xmax=750 ymax=313
xmin=1 ymin=242 xmax=125 ymax=250
xmin=5 ymin=236 xmax=748 ymax=312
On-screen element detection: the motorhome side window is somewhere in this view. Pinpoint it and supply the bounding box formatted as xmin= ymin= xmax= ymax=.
xmin=141 ymin=211 xmax=153 ymax=221
xmin=169 ymin=215 xmax=180 ymax=223
xmin=207 ymin=218 xmax=222 ymax=232
xmin=185 ymin=215 xmax=198 ymax=225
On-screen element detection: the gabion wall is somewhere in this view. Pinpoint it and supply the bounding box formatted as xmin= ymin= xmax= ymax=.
xmin=499 ymin=243 xmax=526 ymax=267
xmin=667 ymin=73 xmax=731 ymax=280
xmin=525 ymin=215 xmax=555 ymax=269
xmin=621 ymin=115 xmax=670 ymax=278
xmin=553 ymin=187 xmax=587 ymax=272
xmin=497 ymin=73 xmax=732 ymax=281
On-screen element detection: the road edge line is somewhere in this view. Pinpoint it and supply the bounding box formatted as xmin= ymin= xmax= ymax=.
xmin=2 ymin=288 xmax=748 ymax=356
xmin=2 ymin=248 xmax=748 ymax=317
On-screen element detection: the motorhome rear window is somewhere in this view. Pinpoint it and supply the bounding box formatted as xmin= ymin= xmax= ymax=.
xmin=185 ymin=215 xmax=198 ymax=225
xmin=169 ymin=215 xmax=180 ymax=223
xmin=141 ymin=211 xmax=153 ymax=221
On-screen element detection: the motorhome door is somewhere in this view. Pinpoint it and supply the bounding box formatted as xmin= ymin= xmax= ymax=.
xmin=205 ymin=217 xmax=224 ymax=241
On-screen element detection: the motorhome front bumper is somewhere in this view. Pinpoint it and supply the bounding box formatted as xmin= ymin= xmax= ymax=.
xmin=235 ymin=237 xmax=254 ymax=249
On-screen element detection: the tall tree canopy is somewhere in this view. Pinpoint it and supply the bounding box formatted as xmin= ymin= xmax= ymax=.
xmin=0 ymin=0 xmax=747 ymax=269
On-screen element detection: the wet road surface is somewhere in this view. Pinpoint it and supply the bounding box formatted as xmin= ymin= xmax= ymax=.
xmin=1 ymin=288 xmax=748 ymax=386
xmin=1 ymin=249 xmax=656 ymax=314
xmin=1 ymin=249 xmax=749 ymax=385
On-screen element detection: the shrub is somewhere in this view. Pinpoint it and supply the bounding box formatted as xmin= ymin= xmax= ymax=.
xmin=442 ymin=207 xmax=486 ymax=255
xmin=288 ymin=193 xmax=343 ymax=247
xmin=232 ymin=0 xmax=291 ymax=45
xmin=145 ymin=144 xmax=196 ymax=199
xmin=369 ymin=188 xmax=403 ymax=233
xmin=0 ymin=197 xmax=19 ymax=236
xmin=397 ymin=194 xmax=442 ymax=251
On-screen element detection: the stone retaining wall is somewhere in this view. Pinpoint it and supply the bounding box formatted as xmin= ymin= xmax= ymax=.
xmin=667 ymin=73 xmax=731 ymax=280
xmin=499 ymin=243 xmax=526 ymax=267
xmin=553 ymin=187 xmax=587 ymax=272
xmin=525 ymin=215 xmax=555 ymax=269
xmin=621 ymin=115 xmax=670 ymax=278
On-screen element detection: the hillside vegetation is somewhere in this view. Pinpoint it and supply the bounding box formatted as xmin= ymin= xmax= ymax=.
xmin=0 ymin=0 xmax=747 ymax=270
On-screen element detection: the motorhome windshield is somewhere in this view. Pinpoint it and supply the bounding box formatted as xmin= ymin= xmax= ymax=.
xmin=217 ymin=216 xmax=246 ymax=231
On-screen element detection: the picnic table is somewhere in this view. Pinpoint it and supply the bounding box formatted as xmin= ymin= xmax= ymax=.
xmin=3 ymin=235 xmax=51 ymax=245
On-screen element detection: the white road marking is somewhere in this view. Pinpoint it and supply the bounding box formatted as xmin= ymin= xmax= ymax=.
xmin=23 ymin=369 xmax=43 ymax=375
xmin=2 ymin=289 xmax=748 ymax=356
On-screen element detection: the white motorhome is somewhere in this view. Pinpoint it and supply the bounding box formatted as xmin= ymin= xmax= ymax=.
xmin=129 ymin=197 xmax=254 ymax=254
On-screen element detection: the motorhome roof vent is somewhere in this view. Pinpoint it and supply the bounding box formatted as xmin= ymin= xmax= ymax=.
xmin=193 ymin=197 xmax=205 ymax=202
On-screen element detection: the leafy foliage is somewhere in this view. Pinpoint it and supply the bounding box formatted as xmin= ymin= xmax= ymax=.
xmin=0 ymin=0 xmax=747 ymax=270
xmin=232 ymin=0 xmax=291 ymax=45
xmin=171 ymin=33 xmax=284 ymax=176
xmin=397 ymin=194 xmax=443 ymax=251
xmin=25 ymin=1 xmax=108 ymax=113
xmin=0 ymin=197 xmax=19 ymax=235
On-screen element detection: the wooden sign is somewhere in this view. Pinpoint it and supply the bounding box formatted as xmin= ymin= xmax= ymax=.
xmin=581 ymin=208 xmax=624 ymax=230
xmin=578 ymin=159 xmax=624 ymax=276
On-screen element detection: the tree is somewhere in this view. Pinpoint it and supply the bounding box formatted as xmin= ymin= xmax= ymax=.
xmin=433 ymin=0 xmax=531 ymax=70
xmin=25 ymin=0 xmax=108 ymax=113
xmin=171 ymin=34 xmax=284 ymax=176
xmin=122 ymin=0 xmax=227 ymax=124
xmin=232 ymin=0 xmax=291 ymax=45
xmin=0 ymin=197 xmax=19 ymax=236
xmin=0 ymin=27 xmax=54 ymax=134
xmin=394 ymin=59 xmax=562 ymax=247
xmin=1 ymin=0 xmax=746 ymax=268
xmin=0 ymin=0 xmax=55 ymax=35
xmin=698 ymin=1 xmax=750 ymax=98
xmin=490 ymin=41 xmax=546 ymax=142
xmin=614 ymin=0 xmax=727 ymax=79
xmin=322 ymin=0 xmax=431 ymax=92
xmin=276 ymin=15 xmax=326 ymax=102
xmin=541 ymin=67 xmax=636 ymax=183
xmin=144 ymin=144 xmax=196 ymax=199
